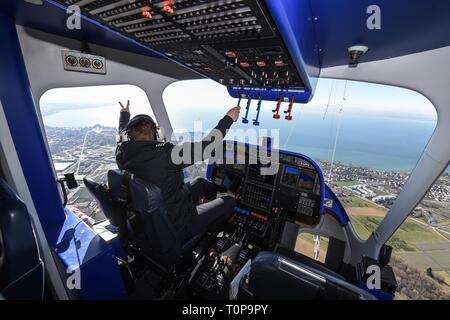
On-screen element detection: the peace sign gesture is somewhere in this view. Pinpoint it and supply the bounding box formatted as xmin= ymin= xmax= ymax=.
xmin=119 ymin=100 xmax=130 ymax=113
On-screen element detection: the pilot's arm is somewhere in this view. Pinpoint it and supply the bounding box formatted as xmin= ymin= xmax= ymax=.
xmin=168 ymin=107 xmax=241 ymax=170
xmin=118 ymin=100 xmax=131 ymax=132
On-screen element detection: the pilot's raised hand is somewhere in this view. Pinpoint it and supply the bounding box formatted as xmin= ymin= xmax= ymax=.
xmin=227 ymin=106 xmax=241 ymax=122
xmin=119 ymin=100 xmax=130 ymax=113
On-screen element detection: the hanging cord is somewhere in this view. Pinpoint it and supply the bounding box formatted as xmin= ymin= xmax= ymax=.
xmin=325 ymin=81 xmax=339 ymax=171
xmin=282 ymin=101 xmax=304 ymax=149
xmin=328 ymin=80 xmax=348 ymax=185
xmin=323 ymin=79 xmax=336 ymax=120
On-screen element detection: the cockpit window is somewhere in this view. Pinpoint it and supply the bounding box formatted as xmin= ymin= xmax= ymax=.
xmin=164 ymin=79 xmax=447 ymax=300
xmin=391 ymin=165 xmax=450 ymax=300
xmin=39 ymin=84 xmax=155 ymax=223
xmin=295 ymin=233 xmax=330 ymax=264
xmin=164 ymin=78 xmax=437 ymax=238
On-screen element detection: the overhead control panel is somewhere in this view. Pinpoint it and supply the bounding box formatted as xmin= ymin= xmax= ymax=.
xmin=59 ymin=0 xmax=312 ymax=102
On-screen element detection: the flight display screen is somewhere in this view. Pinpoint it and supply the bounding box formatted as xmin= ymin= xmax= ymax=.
xmin=282 ymin=166 xmax=300 ymax=186
xmin=298 ymin=169 xmax=317 ymax=191
xmin=282 ymin=166 xmax=317 ymax=192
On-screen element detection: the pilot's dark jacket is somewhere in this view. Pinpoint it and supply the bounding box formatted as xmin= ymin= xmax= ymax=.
xmin=115 ymin=111 xmax=233 ymax=240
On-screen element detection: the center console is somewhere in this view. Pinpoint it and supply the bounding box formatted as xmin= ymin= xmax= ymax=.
xmin=189 ymin=143 xmax=325 ymax=299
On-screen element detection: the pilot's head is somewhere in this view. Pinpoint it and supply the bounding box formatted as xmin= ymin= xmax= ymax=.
xmin=127 ymin=115 xmax=157 ymax=141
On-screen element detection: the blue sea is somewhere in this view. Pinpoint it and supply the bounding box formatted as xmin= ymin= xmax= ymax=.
xmin=224 ymin=111 xmax=437 ymax=173
xmin=277 ymin=114 xmax=436 ymax=172
xmin=42 ymin=108 xmax=438 ymax=173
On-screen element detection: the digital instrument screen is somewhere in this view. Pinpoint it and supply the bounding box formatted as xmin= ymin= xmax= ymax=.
xmin=282 ymin=166 xmax=299 ymax=187
xmin=298 ymin=169 xmax=317 ymax=191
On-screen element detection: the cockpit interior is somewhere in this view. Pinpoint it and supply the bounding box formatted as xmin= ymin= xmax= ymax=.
xmin=0 ymin=0 xmax=449 ymax=302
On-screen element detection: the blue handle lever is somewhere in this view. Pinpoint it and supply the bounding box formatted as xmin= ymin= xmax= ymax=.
xmin=242 ymin=98 xmax=252 ymax=124
xmin=253 ymin=97 xmax=262 ymax=126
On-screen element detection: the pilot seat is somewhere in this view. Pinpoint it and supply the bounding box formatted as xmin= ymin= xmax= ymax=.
xmin=84 ymin=170 xmax=207 ymax=284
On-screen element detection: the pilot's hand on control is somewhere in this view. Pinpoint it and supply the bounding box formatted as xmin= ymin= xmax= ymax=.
xmin=119 ymin=100 xmax=130 ymax=113
xmin=227 ymin=107 xmax=241 ymax=122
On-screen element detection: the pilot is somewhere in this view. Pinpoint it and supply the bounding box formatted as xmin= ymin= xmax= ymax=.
xmin=115 ymin=100 xmax=240 ymax=243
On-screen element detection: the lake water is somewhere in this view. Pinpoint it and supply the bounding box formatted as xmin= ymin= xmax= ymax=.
xmin=279 ymin=114 xmax=436 ymax=172
xmin=42 ymin=108 xmax=437 ymax=173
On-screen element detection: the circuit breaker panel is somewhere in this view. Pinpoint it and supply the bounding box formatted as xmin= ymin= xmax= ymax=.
xmin=61 ymin=0 xmax=308 ymax=100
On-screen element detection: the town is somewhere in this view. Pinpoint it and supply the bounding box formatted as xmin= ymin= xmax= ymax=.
xmin=45 ymin=125 xmax=450 ymax=229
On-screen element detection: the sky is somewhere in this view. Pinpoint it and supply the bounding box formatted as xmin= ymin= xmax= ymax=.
xmin=39 ymin=78 xmax=437 ymax=129
xmin=40 ymin=84 xmax=155 ymax=127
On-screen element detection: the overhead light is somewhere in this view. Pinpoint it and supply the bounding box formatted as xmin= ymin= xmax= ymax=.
xmin=23 ymin=0 xmax=44 ymax=5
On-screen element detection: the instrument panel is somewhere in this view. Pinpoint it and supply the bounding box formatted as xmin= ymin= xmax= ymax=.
xmin=211 ymin=144 xmax=324 ymax=226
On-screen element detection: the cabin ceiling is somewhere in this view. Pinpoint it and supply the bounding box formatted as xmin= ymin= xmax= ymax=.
xmin=1 ymin=0 xmax=449 ymax=84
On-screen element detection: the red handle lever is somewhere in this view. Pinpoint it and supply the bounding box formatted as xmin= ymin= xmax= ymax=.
xmin=273 ymin=96 xmax=283 ymax=119
xmin=285 ymin=96 xmax=295 ymax=121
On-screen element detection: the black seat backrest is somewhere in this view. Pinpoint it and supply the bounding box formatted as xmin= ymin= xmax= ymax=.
xmin=86 ymin=170 xmax=182 ymax=267
xmin=0 ymin=179 xmax=44 ymax=300
xmin=83 ymin=177 xmax=127 ymax=232
xmin=242 ymin=251 xmax=375 ymax=300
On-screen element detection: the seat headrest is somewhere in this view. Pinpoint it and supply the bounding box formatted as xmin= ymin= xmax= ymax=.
xmin=107 ymin=170 xmax=166 ymax=213
xmin=83 ymin=175 xmax=126 ymax=228
xmin=108 ymin=170 xmax=128 ymax=200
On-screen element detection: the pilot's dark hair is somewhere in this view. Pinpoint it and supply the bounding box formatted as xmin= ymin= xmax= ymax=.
xmin=127 ymin=115 xmax=157 ymax=141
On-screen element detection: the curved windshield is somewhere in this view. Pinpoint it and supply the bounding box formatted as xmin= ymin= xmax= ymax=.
xmin=163 ymin=79 xmax=436 ymax=194
xmin=164 ymin=78 xmax=447 ymax=300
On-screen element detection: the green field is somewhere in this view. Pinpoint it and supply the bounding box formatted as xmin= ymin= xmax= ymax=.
xmin=298 ymin=233 xmax=330 ymax=251
xmin=422 ymin=200 xmax=450 ymax=223
xmin=341 ymin=196 xmax=381 ymax=209
xmin=336 ymin=182 xmax=450 ymax=298
xmin=349 ymin=216 xmax=375 ymax=240
xmin=434 ymin=271 xmax=450 ymax=286
xmin=368 ymin=187 xmax=390 ymax=196
xmin=349 ymin=215 xmax=445 ymax=251
xmin=334 ymin=181 xmax=359 ymax=187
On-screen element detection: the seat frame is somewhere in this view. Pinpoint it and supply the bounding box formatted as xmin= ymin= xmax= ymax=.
xmin=84 ymin=170 xmax=214 ymax=298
